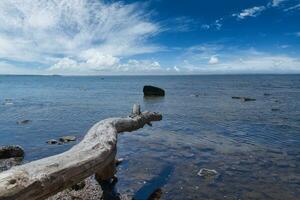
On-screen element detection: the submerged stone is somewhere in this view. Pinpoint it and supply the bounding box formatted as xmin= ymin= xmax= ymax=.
xmin=59 ymin=135 xmax=76 ymax=143
xmin=271 ymin=108 xmax=280 ymax=111
xmin=232 ymin=96 xmax=256 ymax=101
xmin=71 ymin=181 xmax=86 ymax=191
xmin=197 ymin=168 xmax=218 ymax=178
xmin=3 ymin=99 xmax=13 ymax=105
xmin=46 ymin=139 xmax=58 ymax=145
xmin=147 ymin=188 xmax=163 ymax=200
xmin=115 ymin=158 xmax=124 ymax=166
xmin=17 ymin=119 xmax=31 ymax=125
xmin=0 ymin=145 xmax=24 ymax=159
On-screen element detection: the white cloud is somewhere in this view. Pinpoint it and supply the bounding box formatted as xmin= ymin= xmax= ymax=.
xmin=208 ymin=56 xmax=219 ymax=64
xmin=48 ymin=58 xmax=80 ymax=71
xmin=178 ymin=47 xmax=300 ymax=74
xmin=233 ymin=6 xmax=266 ymax=20
xmin=183 ymin=44 xmax=224 ymax=65
xmin=214 ymin=19 xmax=223 ymax=30
xmin=81 ymin=51 xmax=120 ymax=69
xmin=47 ymin=58 xmax=164 ymax=75
xmin=201 ymin=24 xmax=210 ymax=30
xmin=271 ymin=0 xmax=286 ymax=7
xmin=0 ymin=0 xmax=162 ymax=74
xmin=174 ymin=66 xmax=180 ymax=72
xmin=118 ymin=59 xmax=161 ymax=72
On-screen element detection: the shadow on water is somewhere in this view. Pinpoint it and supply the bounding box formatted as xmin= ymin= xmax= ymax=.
xmin=143 ymin=96 xmax=165 ymax=104
xmin=134 ymin=164 xmax=174 ymax=200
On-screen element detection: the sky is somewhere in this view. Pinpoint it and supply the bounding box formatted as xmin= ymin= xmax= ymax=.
xmin=0 ymin=0 xmax=300 ymax=75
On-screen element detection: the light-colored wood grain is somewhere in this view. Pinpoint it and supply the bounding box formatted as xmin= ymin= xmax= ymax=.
xmin=0 ymin=106 xmax=162 ymax=200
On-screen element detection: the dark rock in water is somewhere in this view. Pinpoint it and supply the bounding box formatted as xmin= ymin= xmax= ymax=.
xmin=264 ymin=93 xmax=271 ymax=96
xmin=3 ymin=98 xmax=13 ymax=105
xmin=143 ymin=85 xmax=165 ymax=96
xmin=271 ymin=108 xmax=280 ymax=112
xmin=16 ymin=119 xmax=31 ymax=125
xmin=243 ymin=97 xmax=256 ymax=101
xmin=232 ymin=96 xmax=256 ymax=102
xmin=0 ymin=145 xmax=24 ymax=159
xmin=191 ymin=94 xmax=200 ymax=97
xmin=147 ymin=188 xmax=162 ymax=200
xmin=46 ymin=139 xmax=58 ymax=144
xmin=59 ymin=135 xmax=76 ymax=143
xmin=197 ymin=168 xmax=218 ymax=178
xmin=115 ymin=158 xmax=124 ymax=166
xmin=71 ymin=181 xmax=86 ymax=191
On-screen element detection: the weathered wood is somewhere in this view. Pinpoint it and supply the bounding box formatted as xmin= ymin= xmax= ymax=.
xmin=95 ymin=160 xmax=116 ymax=182
xmin=132 ymin=104 xmax=141 ymax=115
xmin=0 ymin=106 xmax=162 ymax=200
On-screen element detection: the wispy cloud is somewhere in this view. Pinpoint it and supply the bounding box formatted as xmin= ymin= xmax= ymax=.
xmin=0 ymin=0 xmax=162 ymax=74
xmin=203 ymin=0 xmax=295 ymax=30
xmin=200 ymin=17 xmax=224 ymax=31
xmin=270 ymin=0 xmax=287 ymax=7
xmin=203 ymin=4 xmax=267 ymax=30
xmin=284 ymin=3 xmax=300 ymax=12
xmin=165 ymin=16 xmax=199 ymax=32
xmin=233 ymin=6 xmax=266 ymax=20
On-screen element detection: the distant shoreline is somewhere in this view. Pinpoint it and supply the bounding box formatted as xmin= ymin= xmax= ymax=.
xmin=0 ymin=73 xmax=300 ymax=77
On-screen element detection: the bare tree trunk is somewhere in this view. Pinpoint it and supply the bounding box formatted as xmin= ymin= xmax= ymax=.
xmin=0 ymin=106 xmax=162 ymax=200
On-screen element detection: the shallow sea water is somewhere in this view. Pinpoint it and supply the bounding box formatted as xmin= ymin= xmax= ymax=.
xmin=0 ymin=75 xmax=299 ymax=199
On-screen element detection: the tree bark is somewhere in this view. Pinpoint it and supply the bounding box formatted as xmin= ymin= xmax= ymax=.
xmin=0 ymin=107 xmax=162 ymax=200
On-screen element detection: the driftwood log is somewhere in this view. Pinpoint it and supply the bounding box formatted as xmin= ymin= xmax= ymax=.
xmin=0 ymin=105 xmax=162 ymax=200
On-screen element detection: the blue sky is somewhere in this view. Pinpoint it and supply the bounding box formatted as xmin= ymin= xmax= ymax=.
xmin=0 ymin=0 xmax=300 ymax=75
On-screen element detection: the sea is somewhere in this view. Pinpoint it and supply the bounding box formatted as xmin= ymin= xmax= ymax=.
xmin=0 ymin=75 xmax=299 ymax=200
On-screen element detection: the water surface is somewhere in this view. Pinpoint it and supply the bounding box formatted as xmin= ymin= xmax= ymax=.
xmin=0 ymin=75 xmax=299 ymax=199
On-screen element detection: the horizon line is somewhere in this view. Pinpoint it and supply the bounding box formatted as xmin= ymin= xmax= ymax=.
xmin=0 ymin=73 xmax=300 ymax=77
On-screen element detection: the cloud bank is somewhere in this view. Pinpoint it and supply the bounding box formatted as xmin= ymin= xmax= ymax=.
xmin=0 ymin=0 xmax=162 ymax=74
xmin=174 ymin=44 xmax=300 ymax=74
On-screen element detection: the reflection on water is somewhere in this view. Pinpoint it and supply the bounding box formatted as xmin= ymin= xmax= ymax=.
xmin=116 ymin=129 xmax=300 ymax=199
xmin=143 ymin=96 xmax=165 ymax=103
xmin=0 ymin=75 xmax=300 ymax=199
xmin=134 ymin=164 xmax=173 ymax=199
